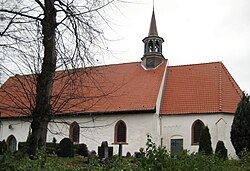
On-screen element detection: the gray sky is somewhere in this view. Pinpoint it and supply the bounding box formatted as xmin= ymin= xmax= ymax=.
xmin=104 ymin=0 xmax=250 ymax=93
xmin=1 ymin=0 xmax=249 ymax=94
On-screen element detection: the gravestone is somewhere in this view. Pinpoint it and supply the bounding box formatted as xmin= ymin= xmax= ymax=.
xmin=126 ymin=152 xmax=131 ymax=157
xmin=98 ymin=141 xmax=113 ymax=159
xmin=88 ymin=150 xmax=97 ymax=160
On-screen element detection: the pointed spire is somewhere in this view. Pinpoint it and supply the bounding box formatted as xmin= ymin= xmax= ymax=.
xmin=141 ymin=6 xmax=165 ymax=70
xmin=148 ymin=8 xmax=158 ymax=36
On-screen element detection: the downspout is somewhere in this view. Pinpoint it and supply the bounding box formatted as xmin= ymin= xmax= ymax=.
xmin=160 ymin=115 xmax=163 ymax=146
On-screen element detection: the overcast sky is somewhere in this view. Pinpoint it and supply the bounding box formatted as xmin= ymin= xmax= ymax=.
xmin=104 ymin=0 xmax=250 ymax=93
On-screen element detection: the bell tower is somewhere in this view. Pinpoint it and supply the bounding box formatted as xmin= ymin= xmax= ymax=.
xmin=141 ymin=9 xmax=165 ymax=70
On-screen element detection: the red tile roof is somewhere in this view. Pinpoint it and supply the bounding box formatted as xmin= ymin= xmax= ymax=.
xmin=160 ymin=62 xmax=242 ymax=115
xmin=0 ymin=61 xmax=167 ymax=117
xmin=0 ymin=61 xmax=242 ymax=118
xmin=0 ymin=74 xmax=36 ymax=117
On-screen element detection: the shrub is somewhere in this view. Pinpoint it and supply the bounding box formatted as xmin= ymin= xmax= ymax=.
xmin=0 ymin=140 xmax=7 ymax=155
xmin=240 ymin=149 xmax=250 ymax=169
xmin=74 ymin=143 xmax=88 ymax=157
xmin=139 ymin=134 xmax=170 ymax=170
xmin=18 ymin=142 xmax=58 ymax=155
xmin=198 ymin=126 xmax=213 ymax=155
xmin=18 ymin=142 xmax=29 ymax=153
xmin=231 ymin=92 xmax=250 ymax=157
xmin=215 ymin=141 xmax=228 ymax=160
xmin=0 ymin=152 xmax=16 ymax=170
xmin=134 ymin=151 xmax=141 ymax=158
xmin=46 ymin=143 xmax=58 ymax=155
xmin=57 ymin=138 xmax=74 ymax=157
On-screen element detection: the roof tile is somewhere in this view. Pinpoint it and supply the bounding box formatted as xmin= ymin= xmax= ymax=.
xmin=0 ymin=61 xmax=167 ymax=117
xmin=160 ymin=62 xmax=242 ymax=115
xmin=0 ymin=61 xmax=242 ymax=117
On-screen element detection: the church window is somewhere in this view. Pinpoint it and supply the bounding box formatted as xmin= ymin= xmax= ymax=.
xmin=69 ymin=121 xmax=80 ymax=143
xmin=114 ymin=120 xmax=127 ymax=143
xmin=192 ymin=120 xmax=204 ymax=145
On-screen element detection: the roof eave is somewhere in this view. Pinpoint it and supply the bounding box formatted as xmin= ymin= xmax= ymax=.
xmin=160 ymin=111 xmax=235 ymax=116
xmin=56 ymin=108 xmax=156 ymax=117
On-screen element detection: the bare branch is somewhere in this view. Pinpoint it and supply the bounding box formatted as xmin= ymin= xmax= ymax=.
xmin=0 ymin=13 xmax=17 ymax=36
xmin=34 ymin=0 xmax=45 ymax=12
xmin=0 ymin=0 xmax=123 ymax=155
xmin=0 ymin=9 xmax=42 ymax=21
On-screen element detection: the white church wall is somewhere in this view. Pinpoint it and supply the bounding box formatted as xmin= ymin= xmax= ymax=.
xmin=161 ymin=113 xmax=236 ymax=157
xmin=0 ymin=118 xmax=30 ymax=146
xmin=47 ymin=113 xmax=159 ymax=155
xmin=0 ymin=113 xmax=159 ymax=155
xmin=0 ymin=113 xmax=237 ymax=158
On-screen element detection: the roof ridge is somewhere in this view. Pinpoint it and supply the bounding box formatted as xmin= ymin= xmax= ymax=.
xmin=2 ymin=62 xmax=143 ymax=83
xmin=57 ymin=61 xmax=142 ymax=71
xmin=2 ymin=62 xmax=143 ymax=78
xmin=169 ymin=61 xmax=222 ymax=68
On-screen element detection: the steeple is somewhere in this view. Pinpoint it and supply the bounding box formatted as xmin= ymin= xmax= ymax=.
xmin=148 ymin=9 xmax=158 ymax=36
xmin=141 ymin=8 xmax=165 ymax=70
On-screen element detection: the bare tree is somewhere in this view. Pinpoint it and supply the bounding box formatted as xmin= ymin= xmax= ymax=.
xmin=0 ymin=0 xmax=120 ymax=156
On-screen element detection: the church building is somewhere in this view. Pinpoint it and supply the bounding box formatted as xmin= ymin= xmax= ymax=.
xmin=0 ymin=9 xmax=242 ymax=157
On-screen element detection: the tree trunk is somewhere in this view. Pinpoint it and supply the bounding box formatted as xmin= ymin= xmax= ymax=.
xmin=28 ymin=0 xmax=57 ymax=156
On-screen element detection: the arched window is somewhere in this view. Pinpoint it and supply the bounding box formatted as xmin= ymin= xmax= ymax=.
xmin=7 ymin=135 xmax=17 ymax=153
xmin=192 ymin=120 xmax=204 ymax=145
xmin=69 ymin=121 xmax=80 ymax=143
xmin=114 ymin=120 xmax=127 ymax=143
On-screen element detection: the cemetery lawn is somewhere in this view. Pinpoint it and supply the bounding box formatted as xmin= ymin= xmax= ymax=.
xmin=1 ymin=152 xmax=250 ymax=171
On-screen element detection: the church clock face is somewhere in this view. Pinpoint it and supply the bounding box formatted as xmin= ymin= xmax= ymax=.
xmin=146 ymin=58 xmax=155 ymax=68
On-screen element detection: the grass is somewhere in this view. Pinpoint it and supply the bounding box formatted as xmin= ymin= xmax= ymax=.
xmin=1 ymin=135 xmax=250 ymax=171
xmin=1 ymin=152 xmax=250 ymax=171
